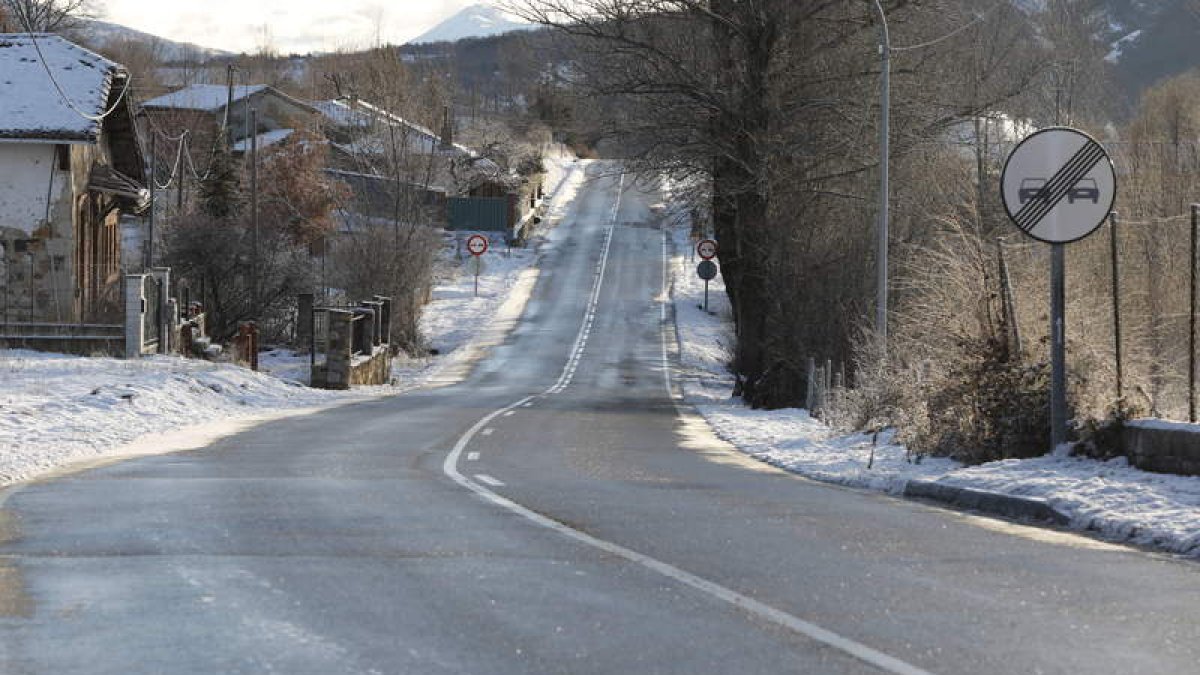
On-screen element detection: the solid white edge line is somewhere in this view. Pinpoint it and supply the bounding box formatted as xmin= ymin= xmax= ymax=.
xmin=442 ymin=175 xmax=934 ymax=675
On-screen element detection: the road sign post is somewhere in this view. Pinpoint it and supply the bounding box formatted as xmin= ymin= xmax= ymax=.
xmin=1001 ymin=127 xmax=1116 ymax=451
xmin=697 ymin=260 xmax=718 ymax=313
xmin=1109 ymin=212 xmax=1123 ymax=404
xmin=1050 ymin=244 xmax=1067 ymax=448
xmin=696 ymin=241 xmax=719 ymax=313
xmin=466 ymin=235 xmax=489 ymax=297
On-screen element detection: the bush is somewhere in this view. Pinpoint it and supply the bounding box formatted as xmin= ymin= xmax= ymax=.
xmin=162 ymin=213 xmax=318 ymax=342
xmin=328 ymin=217 xmax=440 ymax=352
xmin=920 ymin=337 xmax=1053 ymax=464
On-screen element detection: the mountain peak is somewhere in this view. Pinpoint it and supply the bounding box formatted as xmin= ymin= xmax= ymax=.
xmin=408 ymin=3 xmax=536 ymax=45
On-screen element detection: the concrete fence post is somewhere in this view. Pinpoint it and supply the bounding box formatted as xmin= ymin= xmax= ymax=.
xmin=166 ymin=297 xmax=179 ymax=354
xmin=297 ymin=293 xmax=314 ymax=349
xmin=325 ymin=310 xmax=354 ymax=390
xmin=149 ymin=267 xmax=171 ymax=354
xmin=124 ymin=273 xmax=146 ymax=359
xmin=806 ymin=357 xmax=816 ymax=411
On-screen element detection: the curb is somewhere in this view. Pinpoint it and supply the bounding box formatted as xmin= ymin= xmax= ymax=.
xmin=903 ymin=479 xmax=1070 ymax=526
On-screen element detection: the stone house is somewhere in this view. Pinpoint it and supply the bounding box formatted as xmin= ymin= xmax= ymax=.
xmin=0 ymin=33 xmax=148 ymax=324
xmin=138 ymin=83 xmax=320 ymax=168
xmin=313 ymin=98 xmax=501 ymax=195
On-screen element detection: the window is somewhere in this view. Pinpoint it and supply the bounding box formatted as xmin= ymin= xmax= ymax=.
xmin=55 ymin=145 xmax=70 ymax=172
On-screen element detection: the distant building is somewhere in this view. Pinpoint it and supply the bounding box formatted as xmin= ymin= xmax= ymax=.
xmin=0 ymin=33 xmax=148 ymax=324
xmin=313 ymin=97 xmax=505 ymax=196
xmin=138 ymin=83 xmax=319 ymax=165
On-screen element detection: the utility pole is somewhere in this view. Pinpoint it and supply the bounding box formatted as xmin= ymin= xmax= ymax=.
xmin=250 ymin=108 xmax=259 ymax=322
xmin=870 ymin=0 xmax=890 ymax=355
xmin=146 ymin=134 xmax=156 ymax=270
xmin=1191 ymin=204 xmax=1198 ymax=422
xmin=224 ymin=64 xmax=236 ymax=135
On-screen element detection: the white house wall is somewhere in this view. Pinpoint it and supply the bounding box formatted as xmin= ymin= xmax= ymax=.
xmin=0 ymin=143 xmax=69 ymax=235
xmin=0 ymin=142 xmax=77 ymax=323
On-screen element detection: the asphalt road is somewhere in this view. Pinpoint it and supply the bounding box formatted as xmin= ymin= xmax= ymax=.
xmin=1 ymin=162 xmax=1198 ymax=674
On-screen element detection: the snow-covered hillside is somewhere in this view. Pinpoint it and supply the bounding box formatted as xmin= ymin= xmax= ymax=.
xmin=77 ymin=19 xmax=231 ymax=61
xmin=408 ymin=3 xmax=537 ymax=44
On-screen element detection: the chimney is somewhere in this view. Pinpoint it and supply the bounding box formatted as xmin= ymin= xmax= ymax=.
xmin=439 ymin=106 xmax=454 ymax=150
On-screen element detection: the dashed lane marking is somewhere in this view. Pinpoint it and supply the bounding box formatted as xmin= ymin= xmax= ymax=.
xmin=441 ymin=175 xmax=934 ymax=675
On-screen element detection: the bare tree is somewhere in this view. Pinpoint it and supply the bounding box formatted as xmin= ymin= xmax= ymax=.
xmin=1 ymin=0 xmax=93 ymax=33
xmin=512 ymin=0 xmax=1040 ymax=407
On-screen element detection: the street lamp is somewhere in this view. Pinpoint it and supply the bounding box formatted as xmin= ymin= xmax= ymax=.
xmin=871 ymin=0 xmax=891 ymax=356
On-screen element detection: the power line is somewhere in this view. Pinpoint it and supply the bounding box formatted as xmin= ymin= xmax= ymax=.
xmin=13 ymin=18 xmax=133 ymax=123
xmin=153 ymin=130 xmax=188 ymax=190
xmin=891 ymin=1 xmax=1007 ymax=53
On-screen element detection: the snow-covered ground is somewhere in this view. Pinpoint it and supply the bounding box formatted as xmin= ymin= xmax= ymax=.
xmin=0 ymin=351 xmax=358 ymax=485
xmin=665 ymin=205 xmax=1200 ymax=557
xmin=0 ymin=152 xmax=586 ymax=488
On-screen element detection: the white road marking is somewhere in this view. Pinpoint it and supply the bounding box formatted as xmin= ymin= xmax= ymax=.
xmin=502 ymin=411 xmax=515 ymax=418
xmin=474 ymin=474 xmax=505 ymax=487
xmin=442 ymin=176 xmax=933 ymax=675
xmin=467 ymin=452 xmax=480 ymax=461
xmin=546 ymin=173 xmax=624 ymax=395
xmin=482 ymin=428 xmax=495 ymax=436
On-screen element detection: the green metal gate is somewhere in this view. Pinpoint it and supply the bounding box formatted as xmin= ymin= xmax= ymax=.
xmin=448 ymin=197 xmax=509 ymax=232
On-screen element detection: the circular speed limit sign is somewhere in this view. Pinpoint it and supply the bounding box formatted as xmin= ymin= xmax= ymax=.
xmin=696 ymin=239 xmax=718 ymax=260
xmin=466 ymin=234 xmax=489 ymax=257
xmin=1000 ymin=127 xmax=1116 ymax=244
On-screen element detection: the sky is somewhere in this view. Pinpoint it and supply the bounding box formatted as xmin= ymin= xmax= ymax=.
xmin=100 ymin=0 xmax=488 ymax=54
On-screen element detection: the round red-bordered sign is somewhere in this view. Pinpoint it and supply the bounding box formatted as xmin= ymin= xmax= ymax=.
xmin=466 ymin=234 xmax=489 ymax=256
xmin=697 ymin=239 xmax=718 ymax=260
xmin=1000 ymin=126 xmax=1116 ymax=244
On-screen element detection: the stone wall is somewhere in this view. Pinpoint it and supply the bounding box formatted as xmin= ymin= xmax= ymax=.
xmin=348 ymin=350 xmax=392 ymax=386
xmin=1121 ymin=421 xmax=1200 ymax=476
xmin=0 ymin=322 xmax=124 ymax=356
xmin=310 ymin=306 xmax=392 ymax=389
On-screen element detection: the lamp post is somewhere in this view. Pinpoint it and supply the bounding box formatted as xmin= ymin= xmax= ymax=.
xmin=871 ymin=0 xmax=891 ymax=355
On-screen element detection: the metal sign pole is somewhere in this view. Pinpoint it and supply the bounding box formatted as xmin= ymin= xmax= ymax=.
xmin=1001 ymin=127 xmax=1116 ymax=451
xmin=1109 ymin=212 xmax=1123 ymax=403
xmin=1051 ymin=243 xmax=1067 ymax=448
xmin=704 ymin=279 xmax=709 ymax=313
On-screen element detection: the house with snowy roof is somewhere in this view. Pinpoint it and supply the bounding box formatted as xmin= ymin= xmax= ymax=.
xmin=138 ymin=83 xmax=319 ymax=163
xmin=0 ymin=33 xmax=148 ymax=329
xmin=314 ymin=98 xmax=517 ymax=203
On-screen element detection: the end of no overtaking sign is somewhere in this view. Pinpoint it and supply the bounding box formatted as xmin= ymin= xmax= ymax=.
xmin=1000 ymin=127 xmax=1116 ymax=244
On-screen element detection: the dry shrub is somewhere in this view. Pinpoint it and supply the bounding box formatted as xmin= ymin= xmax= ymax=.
xmin=328 ymin=217 xmax=440 ymax=352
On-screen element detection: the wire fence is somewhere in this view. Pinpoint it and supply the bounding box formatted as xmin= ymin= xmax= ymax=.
xmin=1002 ymin=213 xmax=1198 ymax=421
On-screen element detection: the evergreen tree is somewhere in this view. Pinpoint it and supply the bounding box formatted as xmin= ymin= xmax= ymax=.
xmin=198 ymin=141 xmax=244 ymax=222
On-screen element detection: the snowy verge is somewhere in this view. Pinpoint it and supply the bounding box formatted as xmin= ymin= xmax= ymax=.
xmin=665 ymin=210 xmax=1200 ymax=557
xmin=0 ymin=351 xmax=372 ymax=485
xmin=0 ymin=154 xmax=586 ymax=487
